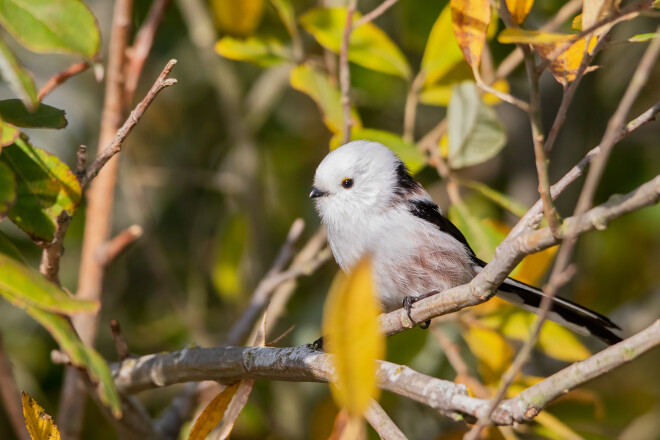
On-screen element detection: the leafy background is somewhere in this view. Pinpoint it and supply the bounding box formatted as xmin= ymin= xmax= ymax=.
xmin=0 ymin=0 xmax=659 ymax=439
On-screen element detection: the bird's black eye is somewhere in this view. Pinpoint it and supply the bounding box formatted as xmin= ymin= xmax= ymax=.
xmin=341 ymin=178 xmax=354 ymax=189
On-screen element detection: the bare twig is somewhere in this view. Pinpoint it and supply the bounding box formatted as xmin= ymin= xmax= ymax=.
xmin=110 ymin=320 xmax=130 ymax=361
xmin=75 ymin=145 xmax=88 ymax=181
xmin=0 ymin=333 xmax=29 ymax=440
xmin=39 ymin=210 xmax=72 ymax=285
xmin=364 ymin=400 xmax=407 ymax=440
xmin=38 ymin=61 xmax=90 ymax=101
xmin=340 ymin=0 xmax=357 ymax=145
xmin=97 ymin=224 xmax=144 ymax=267
xmin=354 ymin=0 xmax=399 ymax=28
xmin=81 ymin=60 xmax=178 ymax=188
xmin=402 ymin=72 xmax=425 ymax=143
xmin=124 ymin=0 xmax=171 ymax=104
xmin=112 ymin=321 xmax=660 ymax=425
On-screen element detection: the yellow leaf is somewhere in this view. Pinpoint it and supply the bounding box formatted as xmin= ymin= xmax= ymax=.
xmin=211 ymin=0 xmax=264 ymax=37
xmin=464 ymin=326 xmax=513 ymax=385
xmin=535 ymin=411 xmax=585 ymax=440
xmin=505 ymin=0 xmax=534 ymax=25
xmin=322 ymin=257 xmax=385 ymax=416
xmin=450 ymin=0 xmax=491 ymax=71
xmin=22 ymin=392 xmax=60 ymax=440
xmin=290 ymin=63 xmax=361 ymax=135
xmin=572 ymin=14 xmax=582 ymax=31
xmin=300 ymin=8 xmax=411 ymax=79
xmin=533 ymin=36 xmax=598 ymax=85
xmin=512 ymin=245 xmax=557 ymax=286
xmin=482 ymin=79 xmax=510 ymax=106
xmin=420 ymin=84 xmax=453 ymax=106
xmin=421 ymin=4 xmax=465 ymax=86
xmin=188 ymin=382 xmax=240 ymax=440
xmin=215 ymin=36 xmax=290 ymax=67
xmin=498 ymin=28 xmax=568 ymax=44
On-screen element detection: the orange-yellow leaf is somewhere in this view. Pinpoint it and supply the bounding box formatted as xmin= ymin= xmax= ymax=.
xmin=505 ymin=0 xmax=534 ymax=25
xmin=450 ymin=0 xmax=491 ymax=71
xmin=464 ymin=326 xmax=513 ymax=385
xmin=498 ymin=28 xmax=568 ymax=44
xmin=22 ymin=392 xmax=60 ymax=440
xmin=322 ymin=257 xmax=385 ymax=416
xmin=533 ymin=36 xmax=598 ymax=85
xmin=187 ymin=383 xmax=240 ymax=440
xmin=211 ymin=0 xmax=264 ymax=37
xmin=512 ymin=245 xmax=557 ymax=286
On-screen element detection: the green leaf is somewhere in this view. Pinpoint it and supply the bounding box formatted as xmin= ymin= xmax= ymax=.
xmin=289 ymin=63 xmax=361 ymax=134
xmin=0 ymin=39 xmax=37 ymax=110
xmin=628 ymin=33 xmax=660 ymax=43
xmin=0 ymin=0 xmax=100 ymax=57
xmin=0 ymin=231 xmax=26 ymax=262
xmin=421 ymin=4 xmax=465 ymax=86
xmin=0 ymin=119 xmax=20 ymax=146
xmin=0 ymin=99 xmax=67 ymax=129
xmin=448 ymin=205 xmax=505 ymax=261
xmin=348 ymin=128 xmax=426 ymax=174
xmin=211 ymin=213 xmax=248 ymax=302
xmin=0 ymin=254 xmax=98 ymax=313
xmin=270 ymin=0 xmax=298 ymax=40
xmin=0 ymin=138 xmax=81 ymax=242
xmin=215 ymin=36 xmax=291 ymax=67
xmin=458 ymin=178 xmax=528 ymax=217
xmin=0 ymin=161 xmax=16 ymax=219
xmin=300 ymin=8 xmax=411 ymax=79
xmin=447 ymin=81 xmax=506 ymax=169
xmin=25 ymin=306 xmax=121 ymax=417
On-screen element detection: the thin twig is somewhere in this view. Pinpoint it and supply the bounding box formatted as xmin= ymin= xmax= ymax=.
xmin=75 ymin=145 xmax=88 ymax=181
xmin=81 ymin=60 xmax=178 ymax=188
xmin=38 ymin=62 xmax=90 ymax=101
xmin=402 ymin=72 xmax=425 ymax=143
xmin=110 ymin=319 xmax=130 ymax=361
xmin=97 ymin=224 xmax=144 ymax=267
xmin=364 ymin=400 xmax=407 ymax=440
xmin=340 ymin=0 xmax=357 ymax=145
xmin=124 ymin=0 xmax=171 ymax=104
xmin=0 ymin=333 xmax=29 ymax=440
xmin=38 ymin=210 xmax=72 ymax=285
xmin=354 ymin=0 xmax=399 ymax=28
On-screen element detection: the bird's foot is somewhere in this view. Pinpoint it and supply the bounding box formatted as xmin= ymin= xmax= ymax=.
xmin=402 ymin=290 xmax=440 ymax=329
xmin=310 ymin=336 xmax=324 ymax=351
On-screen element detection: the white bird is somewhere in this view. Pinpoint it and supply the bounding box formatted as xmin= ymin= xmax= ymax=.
xmin=311 ymin=140 xmax=621 ymax=344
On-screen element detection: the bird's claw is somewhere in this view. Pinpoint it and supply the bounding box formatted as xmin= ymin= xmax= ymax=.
xmin=402 ymin=291 xmax=440 ymax=329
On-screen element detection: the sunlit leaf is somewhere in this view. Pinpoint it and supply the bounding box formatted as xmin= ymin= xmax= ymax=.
xmin=450 ymin=0 xmax=491 ymax=71
xmin=572 ymin=14 xmax=582 ymax=31
xmin=0 ymin=0 xmax=100 ymax=57
xmin=215 ymin=36 xmax=290 ymax=67
xmin=0 ymin=138 xmax=81 ymax=242
xmin=0 ymin=39 xmax=37 ymax=110
xmin=188 ymin=382 xmax=240 ymax=440
xmin=447 ymin=81 xmax=506 ymax=169
xmin=512 ymin=245 xmax=557 ymax=286
xmin=498 ymin=29 xmax=568 ymax=44
xmin=323 ymin=257 xmax=384 ymax=416
xmin=448 ymin=206 xmax=505 ymax=261
xmin=421 ymin=4 xmax=465 ymax=86
xmin=533 ymin=37 xmax=598 ymax=85
xmin=0 ymin=100 xmax=67 ymax=129
xmin=505 ymin=0 xmax=534 ymax=25
xmin=26 ymin=307 xmax=121 ymax=417
xmin=0 ymin=254 xmax=98 ymax=313
xmin=458 ymin=178 xmax=528 ymax=218
xmin=212 ymin=0 xmax=265 ymax=37
xmin=211 ymin=213 xmax=248 ymax=302
xmin=419 ymin=84 xmax=453 ymax=106
xmin=300 ymin=8 xmax=411 ymax=79
xmin=0 ymin=161 xmax=16 ymax=219
xmin=340 ymin=128 xmax=426 ymax=174
xmin=22 ymin=391 xmax=60 ymax=440
xmin=629 ymin=33 xmax=660 ymax=42
xmin=0 ymin=119 xmax=20 ymax=146
xmin=464 ymin=325 xmax=512 ymax=384
xmin=290 ymin=63 xmax=361 ymax=135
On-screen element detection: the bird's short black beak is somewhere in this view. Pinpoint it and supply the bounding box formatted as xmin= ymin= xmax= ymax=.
xmin=309 ymin=187 xmax=328 ymax=198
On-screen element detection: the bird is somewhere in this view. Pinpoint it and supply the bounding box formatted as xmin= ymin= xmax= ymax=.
xmin=310 ymin=140 xmax=622 ymax=345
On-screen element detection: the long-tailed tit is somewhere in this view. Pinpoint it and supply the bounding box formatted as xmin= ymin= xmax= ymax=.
xmin=310 ymin=140 xmax=621 ymax=344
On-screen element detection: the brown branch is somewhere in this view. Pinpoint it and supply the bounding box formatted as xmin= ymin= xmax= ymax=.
xmin=97 ymin=224 xmax=144 ymax=267
xmin=38 ymin=210 xmax=72 ymax=285
xmin=110 ymin=320 xmax=130 ymax=361
xmin=124 ymin=0 xmax=171 ymax=104
xmin=0 ymin=333 xmax=29 ymax=440
xmin=38 ymin=61 xmax=90 ymax=101
xmin=112 ymin=321 xmax=660 ymax=425
xmin=402 ymin=71 xmax=425 ymax=143
xmin=364 ymin=401 xmax=407 ymax=440
xmin=354 ymin=0 xmax=399 ymax=28
xmin=81 ymin=60 xmax=178 ymax=189
xmin=340 ymin=0 xmax=356 ymax=145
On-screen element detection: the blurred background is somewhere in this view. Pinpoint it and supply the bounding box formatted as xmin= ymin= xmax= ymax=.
xmin=0 ymin=0 xmax=659 ymax=438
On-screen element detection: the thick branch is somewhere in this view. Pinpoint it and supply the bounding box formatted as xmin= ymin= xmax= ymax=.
xmin=112 ymin=321 xmax=660 ymax=425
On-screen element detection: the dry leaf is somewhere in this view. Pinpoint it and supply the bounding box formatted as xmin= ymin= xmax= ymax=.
xmin=22 ymin=392 xmax=61 ymax=440
xmin=187 ymin=383 xmax=240 ymax=440
xmin=450 ymin=0 xmax=491 ymax=71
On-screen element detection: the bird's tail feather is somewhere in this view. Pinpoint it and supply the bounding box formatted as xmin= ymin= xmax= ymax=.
xmin=472 ymin=264 xmax=622 ymax=345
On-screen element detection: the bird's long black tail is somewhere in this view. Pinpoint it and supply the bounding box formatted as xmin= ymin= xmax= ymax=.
xmin=472 ymin=262 xmax=622 ymax=345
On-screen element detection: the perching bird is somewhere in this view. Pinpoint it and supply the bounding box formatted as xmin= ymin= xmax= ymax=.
xmin=310 ymin=140 xmax=622 ymax=345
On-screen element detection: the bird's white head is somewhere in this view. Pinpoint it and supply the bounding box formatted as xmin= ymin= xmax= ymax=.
xmin=310 ymin=140 xmax=421 ymax=228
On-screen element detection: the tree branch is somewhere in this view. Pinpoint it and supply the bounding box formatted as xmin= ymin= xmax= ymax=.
xmin=38 ymin=61 xmax=91 ymax=101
